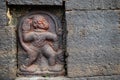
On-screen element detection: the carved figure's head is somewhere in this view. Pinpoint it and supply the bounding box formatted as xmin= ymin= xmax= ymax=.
xmin=31 ymin=15 xmax=49 ymax=30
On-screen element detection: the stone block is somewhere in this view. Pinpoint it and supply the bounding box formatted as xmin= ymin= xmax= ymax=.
xmin=103 ymin=0 xmax=120 ymax=9
xmin=0 ymin=0 xmax=7 ymax=26
xmin=73 ymin=75 xmax=120 ymax=80
xmin=16 ymin=77 xmax=70 ymax=80
xmin=7 ymin=0 xmax=63 ymax=5
xmin=0 ymin=0 xmax=6 ymax=10
xmin=86 ymin=75 xmax=120 ymax=80
xmin=0 ymin=26 xmax=17 ymax=80
xmin=15 ymin=75 xmax=120 ymax=80
xmin=65 ymin=0 xmax=93 ymax=10
xmin=65 ymin=0 xmax=120 ymax=10
xmin=66 ymin=10 xmax=120 ymax=77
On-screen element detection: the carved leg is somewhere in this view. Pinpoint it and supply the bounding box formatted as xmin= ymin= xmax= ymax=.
xmin=48 ymin=56 xmax=56 ymax=66
xmin=20 ymin=50 xmax=39 ymax=72
xmin=42 ymin=44 xmax=56 ymax=66
xmin=27 ymin=50 xmax=38 ymax=66
xmin=42 ymin=44 xmax=64 ymax=72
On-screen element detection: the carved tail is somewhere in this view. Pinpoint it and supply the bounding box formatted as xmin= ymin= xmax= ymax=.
xmin=45 ymin=12 xmax=62 ymax=36
xmin=18 ymin=18 xmax=31 ymax=53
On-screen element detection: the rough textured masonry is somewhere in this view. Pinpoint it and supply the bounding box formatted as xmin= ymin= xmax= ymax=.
xmin=0 ymin=0 xmax=120 ymax=80
xmin=7 ymin=0 xmax=62 ymax=5
xmin=67 ymin=10 xmax=120 ymax=77
xmin=0 ymin=0 xmax=7 ymax=26
xmin=0 ymin=26 xmax=16 ymax=80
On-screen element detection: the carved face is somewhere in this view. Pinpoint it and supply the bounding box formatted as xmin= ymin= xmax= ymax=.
xmin=32 ymin=15 xmax=49 ymax=30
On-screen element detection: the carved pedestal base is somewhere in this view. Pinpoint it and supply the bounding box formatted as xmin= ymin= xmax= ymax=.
xmin=16 ymin=77 xmax=68 ymax=80
xmin=17 ymin=70 xmax=65 ymax=77
xmin=18 ymin=56 xmax=65 ymax=76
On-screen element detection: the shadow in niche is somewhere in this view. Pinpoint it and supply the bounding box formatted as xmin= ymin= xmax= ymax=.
xmin=7 ymin=2 xmax=67 ymax=77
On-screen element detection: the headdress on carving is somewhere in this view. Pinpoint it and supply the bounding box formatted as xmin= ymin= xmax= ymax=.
xmin=30 ymin=15 xmax=49 ymax=30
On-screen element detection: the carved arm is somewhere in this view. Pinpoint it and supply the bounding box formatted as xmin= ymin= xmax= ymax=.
xmin=22 ymin=32 xmax=36 ymax=42
xmin=44 ymin=32 xmax=58 ymax=42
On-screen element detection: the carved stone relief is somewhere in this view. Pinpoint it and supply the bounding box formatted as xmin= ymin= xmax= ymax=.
xmin=17 ymin=11 xmax=65 ymax=76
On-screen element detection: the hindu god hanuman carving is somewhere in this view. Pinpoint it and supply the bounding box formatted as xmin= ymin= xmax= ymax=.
xmin=18 ymin=12 xmax=64 ymax=74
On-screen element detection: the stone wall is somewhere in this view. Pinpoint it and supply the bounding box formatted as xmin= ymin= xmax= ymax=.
xmin=0 ymin=26 xmax=16 ymax=80
xmin=66 ymin=0 xmax=120 ymax=78
xmin=0 ymin=0 xmax=7 ymax=26
xmin=0 ymin=0 xmax=120 ymax=80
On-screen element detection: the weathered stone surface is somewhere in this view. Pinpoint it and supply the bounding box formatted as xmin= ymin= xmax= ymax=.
xmin=7 ymin=0 xmax=63 ymax=5
xmin=0 ymin=0 xmax=7 ymax=26
xmin=0 ymin=0 xmax=6 ymax=10
xmin=65 ymin=0 xmax=120 ymax=10
xmin=103 ymin=0 xmax=120 ymax=9
xmin=66 ymin=10 xmax=120 ymax=77
xmin=65 ymin=0 xmax=93 ymax=10
xmin=73 ymin=75 xmax=120 ymax=80
xmin=0 ymin=26 xmax=17 ymax=80
xmin=16 ymin=75 xmax=120 ymax=80
xmin=88 ymin=75 xmax=120 ymax=80
xmin=16 ymin=77 xmax=69 ymax=80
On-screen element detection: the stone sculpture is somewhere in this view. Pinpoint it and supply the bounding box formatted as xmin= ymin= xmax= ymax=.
xmin=18 ymin=11 xmax=64 ymax=75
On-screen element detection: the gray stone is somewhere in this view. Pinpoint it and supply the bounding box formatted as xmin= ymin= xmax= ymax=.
xmin=103 ymin=0 xmax=120 ymax=9
xmin=86 ymin=75 xmax=120 ymax=80
xmin=0 ymin=0 xmax=7 ymax=26
xmin=16 ymin=77 xmax=70 ymax=80
xmin=7 ymin=0 xmax=63 ymax=5
xmin=15 ymin=75 xmax=120 ymax=80
xmin=0 ymin=0 xmax=6 ymax=10
xmin=65 ymin=0 xmax=93 ymax=10
xmin=0 ymin=26 xmax=17 ymax=80
xmin=73 ymin=75 xmax=120 ymax=80
xmin=65 ymin=0 xmax=120 ymax=10
xmin=0 ymin=11 xmax=7 ymax=26
xmin=66 ymin=10 xmax=120 ymax=77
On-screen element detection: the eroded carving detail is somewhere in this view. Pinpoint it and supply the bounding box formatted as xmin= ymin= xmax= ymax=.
xmin=18 ymin=11 xmax=65 ymax=75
